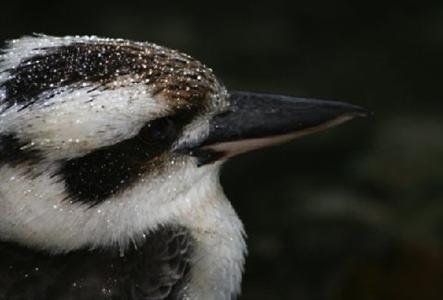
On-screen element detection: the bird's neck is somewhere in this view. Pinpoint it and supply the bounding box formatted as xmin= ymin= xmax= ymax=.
xmin=175 ymin=170 xmax=246 ymax=300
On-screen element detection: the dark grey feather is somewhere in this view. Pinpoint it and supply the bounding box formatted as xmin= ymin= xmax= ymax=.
xmin=0 ymin=225 xmax=194 ymax=300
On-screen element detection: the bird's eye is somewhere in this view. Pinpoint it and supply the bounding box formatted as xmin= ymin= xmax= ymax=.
xmin=139 ymin=117 xmax=177 ymax=144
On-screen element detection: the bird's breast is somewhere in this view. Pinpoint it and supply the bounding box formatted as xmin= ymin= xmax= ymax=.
xmin=0 ymin=225 xmax=194 ymax=300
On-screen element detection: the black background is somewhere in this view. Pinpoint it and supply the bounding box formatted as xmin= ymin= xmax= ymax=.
xmin=1 ymin=1 xmax=443 ymax=299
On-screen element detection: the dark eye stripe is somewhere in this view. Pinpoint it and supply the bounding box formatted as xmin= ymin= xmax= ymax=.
xmin=0 ymin=134 xmax=42 ymax=166
xmin=55 ymin=112 xmax=195 ymax=206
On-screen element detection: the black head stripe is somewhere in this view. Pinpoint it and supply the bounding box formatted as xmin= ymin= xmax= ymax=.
xmin=0 ymin=134 xmax=42 ymax=166
xmin=56 ymin=134 xmax=159 ymax=206
xmin=56 ymin=113 xmax=195 ymax=206
xmin=1 ymin=40 xmax=217 ymax=110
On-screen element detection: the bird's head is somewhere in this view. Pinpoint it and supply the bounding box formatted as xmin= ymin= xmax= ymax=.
xmin=0 ymin=35 xmax=367 ymax=251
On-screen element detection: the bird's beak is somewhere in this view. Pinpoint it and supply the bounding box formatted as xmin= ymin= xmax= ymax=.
xmin=175 ymin=91 xmax=369 ymax=165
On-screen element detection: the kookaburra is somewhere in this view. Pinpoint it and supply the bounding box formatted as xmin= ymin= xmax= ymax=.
xmin=0 ymin=35 xmax=368 ymax=300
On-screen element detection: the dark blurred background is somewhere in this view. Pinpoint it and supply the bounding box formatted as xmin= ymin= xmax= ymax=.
xmin=1 ymin=1 xmax=442 ymax=299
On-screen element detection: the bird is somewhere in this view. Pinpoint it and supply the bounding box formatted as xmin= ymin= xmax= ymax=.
xmin=0 ymin=35 xmax=368 ymax=300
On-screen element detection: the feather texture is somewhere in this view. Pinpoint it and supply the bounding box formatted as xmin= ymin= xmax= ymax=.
xmin=0 ymin=226 xmax=193 ymax=300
